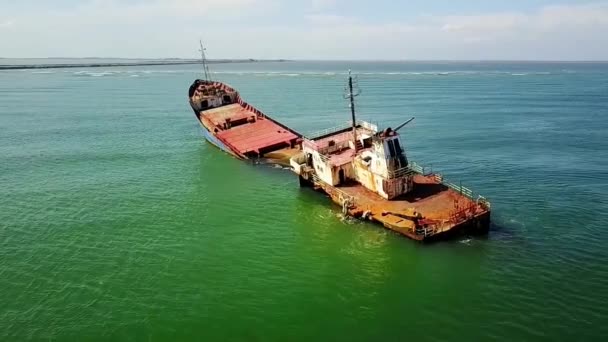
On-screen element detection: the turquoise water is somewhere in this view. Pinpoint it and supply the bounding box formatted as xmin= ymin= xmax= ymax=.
xmin=1 ymin=61 xmax=607 ymax=341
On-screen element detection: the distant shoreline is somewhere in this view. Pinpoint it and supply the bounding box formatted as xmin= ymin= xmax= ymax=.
xmin=0 ymin=59 xmax=289 ymax=70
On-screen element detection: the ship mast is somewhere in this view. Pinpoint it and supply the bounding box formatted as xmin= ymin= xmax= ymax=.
xmin=199 ymin=40 xmax=212 ymax=81
xmin=344 ymin=70 xmax=361 ymax=152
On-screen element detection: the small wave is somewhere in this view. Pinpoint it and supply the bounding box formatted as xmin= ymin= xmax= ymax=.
xmin=89 ymin=72 xmax=114 ymax=77
xmin=73 ymin=71 xmax=115 ymax=77
xmin=511 ymin=73 xmax=527 ymax=76
xmin=31 ymin=71 xmax=55 ymax=74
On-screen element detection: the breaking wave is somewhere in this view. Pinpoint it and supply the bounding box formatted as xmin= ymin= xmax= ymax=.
xmin=65 ymin=69 xmax=562 ymax=78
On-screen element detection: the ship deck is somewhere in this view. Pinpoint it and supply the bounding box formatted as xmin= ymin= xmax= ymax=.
xmin=312 ymin=173 xmax=489 ymax=240
xmin=200 ymin=104 xmax=300 ymax=157
xmin=339 ymin=174 xmax=476 ymax=219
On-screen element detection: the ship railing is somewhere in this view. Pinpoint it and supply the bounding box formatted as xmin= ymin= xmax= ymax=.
xmin=386 ymin=162 xmax=425 ymax=179
xmin=449 ymin=203 xmax=479 ymax=223
xmin=409 ymin=162 xmax=425 ymax=175
xmin=358 ymin=120 xmax=378 ymax=133
xmin=410 ymin=160 xmax=491 ymax=210
xmin=320 ymin=139 xmax=351 ymax=155
xmin=302 ymin=138 xmax=318 ymax=150
xmin=305 ymin=122 xmax=352 ymax=140
xmin=323 ymin=141 xmax=349 ymax=155
xmin=305 ymin=120 xmax=378 ymax=140
xmin=444 ymin=181 xmax=473 ymax=198
xmin=441 ymin=177 xmax=491 ymax=210
xmin=317 ymin=153 xmax=329 ymax=163
xmin=387 ymin=167 xmax=416 ymax=179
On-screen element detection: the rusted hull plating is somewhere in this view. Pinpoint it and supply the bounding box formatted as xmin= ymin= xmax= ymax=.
xmin=298 ymin=172 xmax=490 ymax=242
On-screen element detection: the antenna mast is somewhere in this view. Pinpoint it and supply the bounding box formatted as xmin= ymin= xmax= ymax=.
xmin=199 ymin=40 xmax=212 ymax=81
xmin=344 ymin=70 xmax=361 ymax=152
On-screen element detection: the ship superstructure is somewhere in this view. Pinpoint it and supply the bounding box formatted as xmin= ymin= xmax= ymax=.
xmin=288 ymin=72 xmax=490 ymax=240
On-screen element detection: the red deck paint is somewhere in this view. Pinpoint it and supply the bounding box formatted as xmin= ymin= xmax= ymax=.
xmin=216 ymin=118 xmax=298 ymax=154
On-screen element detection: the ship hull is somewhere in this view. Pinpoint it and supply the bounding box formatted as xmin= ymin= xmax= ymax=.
xmin=190 ymin=80 xmax=301 ymax=161
xmin=298 ymin=172 xmax=491 ymax=242
xmin=189 ymin=78 xmax=491 ymax=243
xmin=198 ymin=123 xmax=239 ymax=158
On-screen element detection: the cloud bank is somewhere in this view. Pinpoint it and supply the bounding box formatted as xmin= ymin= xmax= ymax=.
xmin=1 ymin=1 xmax=607 ymax=60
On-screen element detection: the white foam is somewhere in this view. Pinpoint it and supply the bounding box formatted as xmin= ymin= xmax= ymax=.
xmin=88 ymin=72 xmax=114 ymax=77
xmin=73 ymin=70 xmax=114 ymax=77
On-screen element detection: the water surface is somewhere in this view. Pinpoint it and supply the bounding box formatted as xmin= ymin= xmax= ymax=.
xmin=1 ymin=61 xmax=607 ymax=341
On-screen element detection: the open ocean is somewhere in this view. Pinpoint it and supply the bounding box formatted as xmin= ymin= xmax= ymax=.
xmin=1 ymin=60 xmax=607 ymax=341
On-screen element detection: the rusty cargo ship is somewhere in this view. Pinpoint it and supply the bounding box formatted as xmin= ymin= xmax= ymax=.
xmin=188 ymin=59 xmax=491 ymax=242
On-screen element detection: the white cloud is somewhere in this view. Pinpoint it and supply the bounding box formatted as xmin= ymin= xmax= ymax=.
xmin=306 ymin=14 xmax=358 ymax=26
xmin=0 ymin=20 xmax=15 ymax=29
xmin=76 ymin=0 xmax=272 ymax=20
xmin=538 ymin=3 xmax=608 ymax=29
xmin=439 ymin=13 xmax=527 ymax=33
xmin=1 ymin=1 xmax=608 ymax=60
xmin=311 ymin=0 xmax=338 ymax=11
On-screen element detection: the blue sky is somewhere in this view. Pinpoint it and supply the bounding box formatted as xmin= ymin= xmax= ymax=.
xmin=1 ymin=0 xmax=608 ymax=60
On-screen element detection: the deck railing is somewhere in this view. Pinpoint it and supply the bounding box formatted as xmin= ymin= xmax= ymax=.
xmin=387 ymin=167 xmax=416 ymax=179
xmin=305 ymin=120 xmax=378 ymax=140
xmin=386 ymin=162 xmax=424 ymax=179
xmin=409 ymin=161 xmax=492 ymax=210
xmin=317 ymin=153 xmax=329 ymax=163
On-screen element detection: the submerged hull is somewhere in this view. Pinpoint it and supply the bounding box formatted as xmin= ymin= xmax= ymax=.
xmin=190 ymin=80 xmax=302 ymax=164
xmin=300 ymin=177 xmax=490 ymax=242
xmin=199 ymin=124 xmax=237 ymax=156
xmin=298 ymin=172 xmax=490 ymax=242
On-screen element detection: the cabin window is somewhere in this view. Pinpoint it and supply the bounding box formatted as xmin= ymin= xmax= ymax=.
xmin=201 ymin=100 xmax=209 ymax=109
xmin=223 ymin=95 xmax=231 ymax=104
xmin=387 ymin=140 xmax=397 ymax=158
xmin=394 ymin=139 xmax=403 ymax=155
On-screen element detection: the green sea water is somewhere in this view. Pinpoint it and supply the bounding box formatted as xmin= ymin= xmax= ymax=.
xmin=1 ymin=61 xmax=608 ymax=341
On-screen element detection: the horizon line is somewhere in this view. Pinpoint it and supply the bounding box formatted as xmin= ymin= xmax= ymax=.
xmin=1 ymin=57 xmax=608 ymax=63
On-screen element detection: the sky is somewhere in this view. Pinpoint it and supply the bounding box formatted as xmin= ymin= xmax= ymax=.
xmin=1 ymin=0 xmax=608 ymax=60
